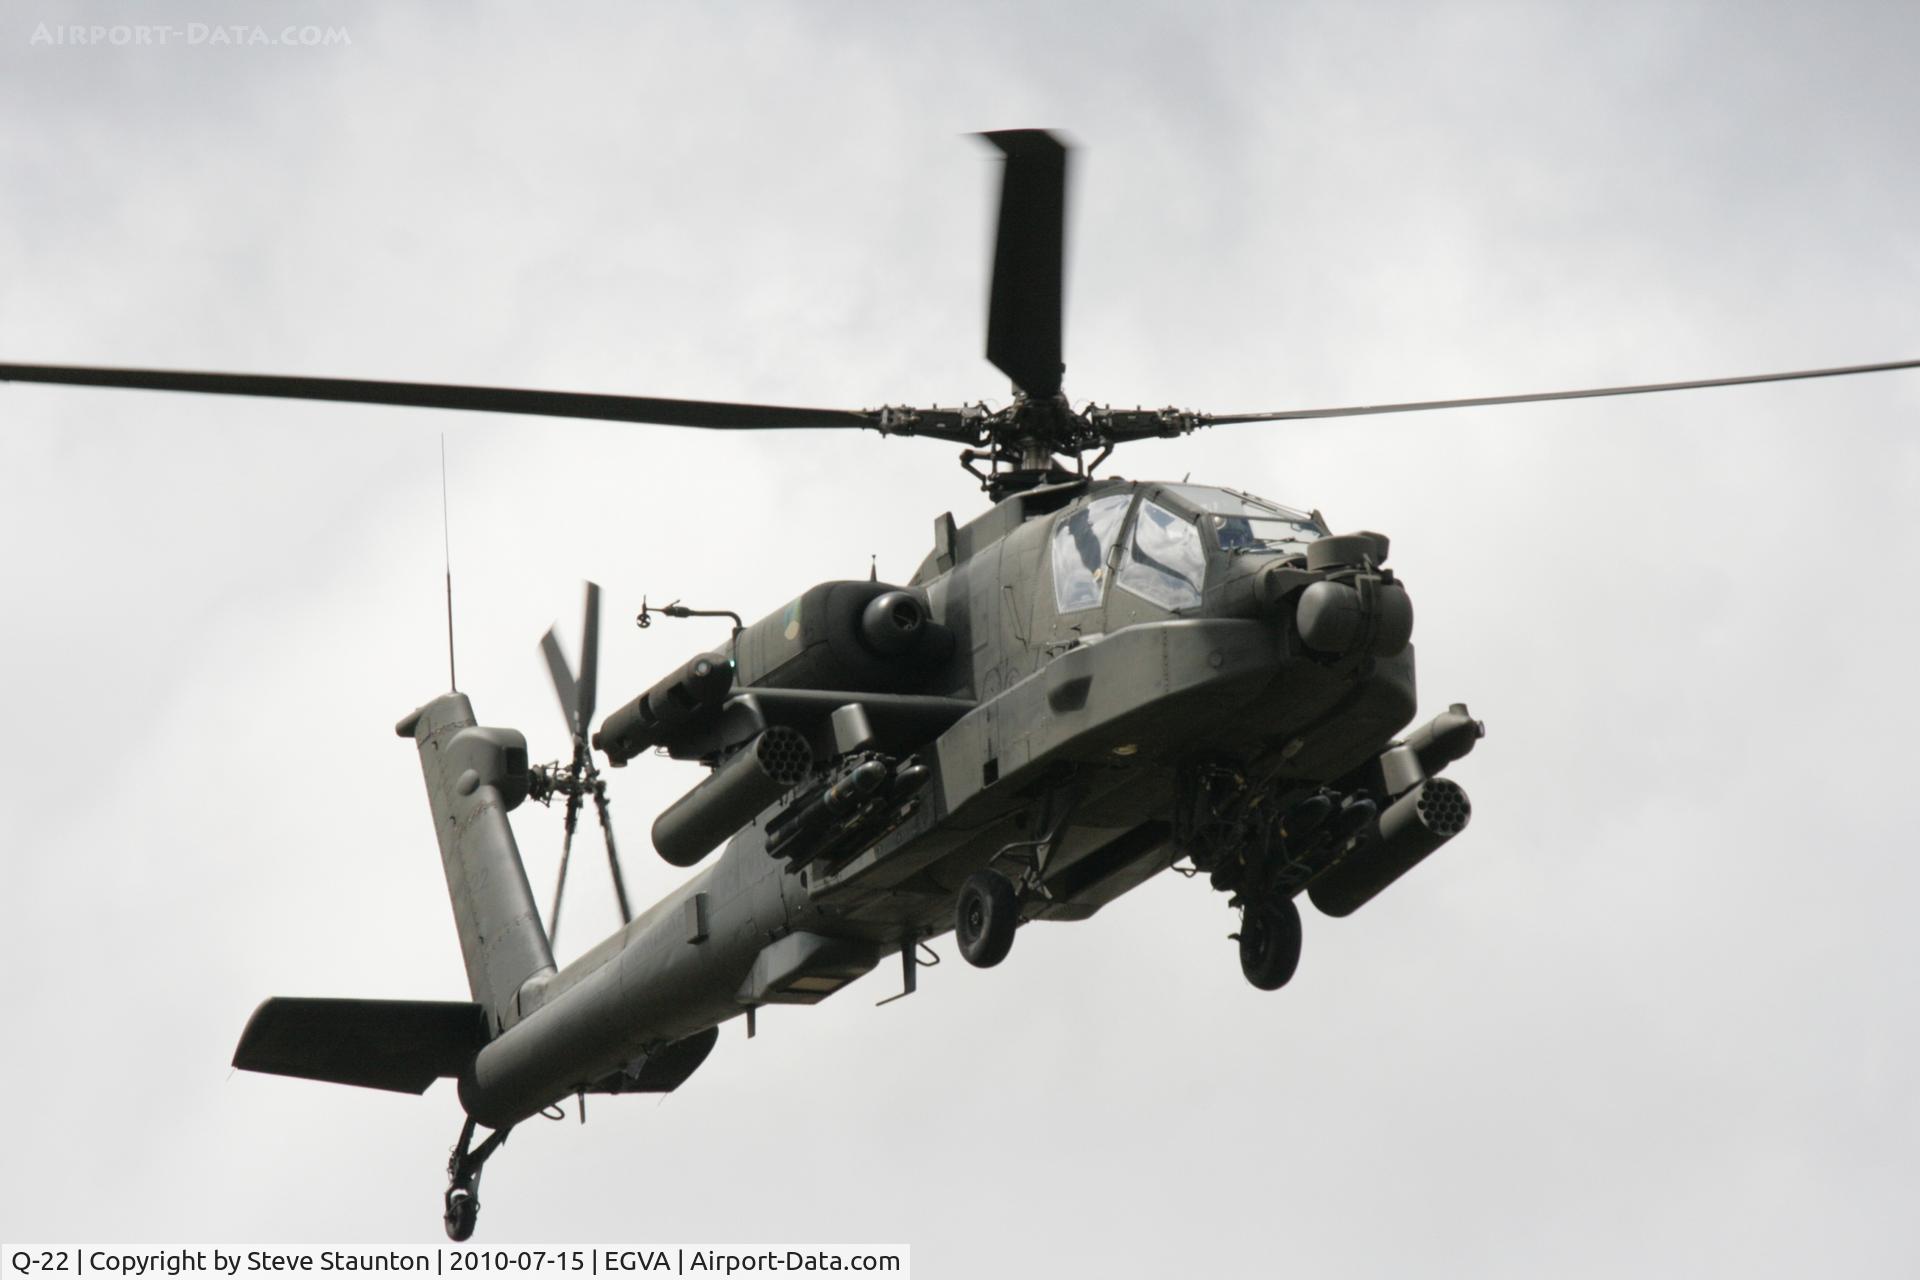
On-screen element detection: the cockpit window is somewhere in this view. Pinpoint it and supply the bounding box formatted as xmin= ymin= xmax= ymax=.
xmin=1164 ymin=484 xmax=1326 ymax=556
xmin=1209 ymin=513 xmax=1324 ymax=556
xmin=1050 ymin=493 xmax=1132 ymax=613
xmin=1117 ymin=500 xmax=1205 ymax=611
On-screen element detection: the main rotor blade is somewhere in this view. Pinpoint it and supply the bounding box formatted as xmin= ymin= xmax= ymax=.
xmin=540 ymin=628 xmax=580 ymax=737
xmin=982 ymin=129 xmax=1068 ymax=400
xmin=0 ymin=362 xmax=876 ymax=430
xmin=577 ymin=582 xmax=601 ymax=734
xmin=1197 ymin=358 xmax=1920 ymax=426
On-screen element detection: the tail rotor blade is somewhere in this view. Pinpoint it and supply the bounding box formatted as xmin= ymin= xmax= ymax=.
xmin=589 ymin=780 xmax=633 ymax=926
xmin=540 ymin=583 xmax=613 ymax=952
xmin=547 ymin=791 xmax=583 ymax=952
xmin=541 ymin=628 xmax=580 ymax=737
xmin=577 ymin=582 xmax=601 ymax=734
xmin=981 ymin=129 xmax=1068 ymax=400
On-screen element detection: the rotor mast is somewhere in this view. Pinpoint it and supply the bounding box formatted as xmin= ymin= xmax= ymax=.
xmin=974 ymin=129 xmax=1079 ymax=497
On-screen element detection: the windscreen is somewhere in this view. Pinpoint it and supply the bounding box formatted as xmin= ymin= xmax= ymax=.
xmin=1050 ymin=492 xmax=1133 ymax=612
xmin=1164 ymin=485 xmax=1326 ymax=556
xmin=1117 ymin=500 xmax=1206 ymax=611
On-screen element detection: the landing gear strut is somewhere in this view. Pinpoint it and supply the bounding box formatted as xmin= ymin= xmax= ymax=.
xmin=444 ymin=1117 xmax=514 ymax=1241
xmin=1175 ymin=763 xmax=1365 ymax=992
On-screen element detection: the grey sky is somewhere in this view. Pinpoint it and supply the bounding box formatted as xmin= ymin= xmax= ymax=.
xmin=3 ymin=1 xmax=1917 ymax=1273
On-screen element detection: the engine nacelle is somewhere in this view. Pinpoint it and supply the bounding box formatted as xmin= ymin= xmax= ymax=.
xmin=732 ymin=580 xmax=954 ymax=695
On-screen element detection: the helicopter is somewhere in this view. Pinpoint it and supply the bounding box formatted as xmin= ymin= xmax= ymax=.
xmin=4 ymin=129 xmax=1915 ymax=1242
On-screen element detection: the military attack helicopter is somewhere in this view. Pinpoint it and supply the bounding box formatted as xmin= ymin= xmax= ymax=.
xmin=5 ymin=130 xmax=1916 ymax=1241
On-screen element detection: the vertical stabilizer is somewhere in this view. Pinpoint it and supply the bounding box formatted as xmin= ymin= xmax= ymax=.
xmin=398 ymin=693 xmax=555 ymax=1031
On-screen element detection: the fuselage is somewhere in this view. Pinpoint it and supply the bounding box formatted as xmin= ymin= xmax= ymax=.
xmin=453 ymin=476 xmax=1422 ymax=1126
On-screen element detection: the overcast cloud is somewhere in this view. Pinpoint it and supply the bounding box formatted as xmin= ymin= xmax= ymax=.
xmin=3 ymin=2 xmax=1918 ymax=1274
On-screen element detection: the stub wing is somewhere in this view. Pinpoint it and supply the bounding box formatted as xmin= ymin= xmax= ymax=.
xmin=232 ymin=996 xmax=488 ymax=1095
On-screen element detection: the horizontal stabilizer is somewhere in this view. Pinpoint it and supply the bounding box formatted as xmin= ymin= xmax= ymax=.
xmin=233 ymin=997 xmax=487 ymax=1095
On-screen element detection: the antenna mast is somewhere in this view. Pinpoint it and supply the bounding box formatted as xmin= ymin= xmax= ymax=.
xmin=441 ymin=434 xmax=457 ymax=692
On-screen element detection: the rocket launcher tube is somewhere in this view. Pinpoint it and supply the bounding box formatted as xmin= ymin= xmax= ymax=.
xmin=650 ymin=727 xmax=814 ymax=867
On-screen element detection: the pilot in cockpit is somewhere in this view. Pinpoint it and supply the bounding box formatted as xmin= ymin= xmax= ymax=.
xmin=1214 ymin=516 xmax=1255 ymax=551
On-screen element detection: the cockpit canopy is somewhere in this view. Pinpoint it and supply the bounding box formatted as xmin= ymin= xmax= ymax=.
xmin=1048 ymin=482 xmax=1328 ymax=616
xmin=1163 ymin=484 xmax=1327 ymax=557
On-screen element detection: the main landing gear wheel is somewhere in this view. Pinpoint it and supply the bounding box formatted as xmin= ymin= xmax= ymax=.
xmin=956 ymin=869 xmax=1019 ymax=967
xmin=443 ymin=1117 xmax=514 ymax=1241
xmin=1238 ymin=897 xmax=1303 ymax=991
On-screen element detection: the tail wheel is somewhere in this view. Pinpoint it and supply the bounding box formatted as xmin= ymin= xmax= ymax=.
xmin=956 ymin=869 xmax=1020 ymax=968
xmin=444 ymin=1190 xmax=478 ymax=1241
xmin=1238 ymin=897 xmax=1303 ymax=990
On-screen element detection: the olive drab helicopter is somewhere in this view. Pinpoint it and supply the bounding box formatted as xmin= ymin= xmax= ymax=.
xmin=6 ymin=130 xmax=1916 ymax=1241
